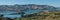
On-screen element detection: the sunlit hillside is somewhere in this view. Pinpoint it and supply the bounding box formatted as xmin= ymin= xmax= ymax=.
xmin=16 ymin=10 xmax=60 ymax=20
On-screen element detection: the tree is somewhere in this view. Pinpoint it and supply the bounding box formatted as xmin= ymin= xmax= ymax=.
xmin=0 ymin=14 xmax=4 ymax=17
xmin=16 ymin=11 xmax=25 ymax=17
xmin=20 ymin=11 xmax=25 ymax=17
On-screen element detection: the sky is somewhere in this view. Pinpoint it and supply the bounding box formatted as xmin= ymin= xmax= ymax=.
xmin=0 ymin=0 xmax=60 ymax=7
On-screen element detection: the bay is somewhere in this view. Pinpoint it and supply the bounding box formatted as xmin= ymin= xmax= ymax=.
xmin=0 ymin=9 xmax=42 ymax=18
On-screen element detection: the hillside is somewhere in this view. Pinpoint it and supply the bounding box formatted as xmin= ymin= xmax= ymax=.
xmin=16 ymin=10 xmax=60 ymax=20
xmin=0 ymin=4 xmax=56 ymax=11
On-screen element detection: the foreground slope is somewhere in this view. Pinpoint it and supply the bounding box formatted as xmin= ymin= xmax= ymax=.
xmin=16 ymin=10 xmax=60 ymax=20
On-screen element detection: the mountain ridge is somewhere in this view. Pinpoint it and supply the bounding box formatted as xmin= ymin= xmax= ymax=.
xmin=0 ymin=4 xmax=57 ymax=11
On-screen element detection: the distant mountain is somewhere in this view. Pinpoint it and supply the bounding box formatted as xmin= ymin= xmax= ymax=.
xmin=0 ymin=4 xmax=57 ymax=11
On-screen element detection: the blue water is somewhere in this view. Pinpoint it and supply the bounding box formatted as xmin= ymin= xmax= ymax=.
xmin=56 ymin=7 xmax=60 ymax=10
xmin=4 ymin=15 xmax=21 ymax=18
xmin=24 ymin=10 xmax=42 ymax=14
xmin=0 ymin=10 xmax=42 ymax=18
xmin=0 ymin=11 xmax=21 ymax=18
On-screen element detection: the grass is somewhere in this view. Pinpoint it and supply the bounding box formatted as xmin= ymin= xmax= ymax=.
xmin=16 ymin=10 xmax=60 ymax=20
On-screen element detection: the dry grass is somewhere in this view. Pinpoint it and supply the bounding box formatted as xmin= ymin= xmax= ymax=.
xmin=16 ymin=10 xmax=60 ymax=20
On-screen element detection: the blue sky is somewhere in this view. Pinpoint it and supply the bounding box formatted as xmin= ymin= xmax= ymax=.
xmin=0 ymin=0 xmax=60 ymax=7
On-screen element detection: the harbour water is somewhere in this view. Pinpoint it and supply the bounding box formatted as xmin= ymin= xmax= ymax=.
xmin=0 ymin=9 xmax=42 ymax=18
xmin=56 ymin=7 xmax=60 ymax=10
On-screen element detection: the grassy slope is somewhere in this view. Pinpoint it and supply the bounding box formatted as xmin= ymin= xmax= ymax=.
xmin=16 ymin=10 xmax=60 ymax=20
